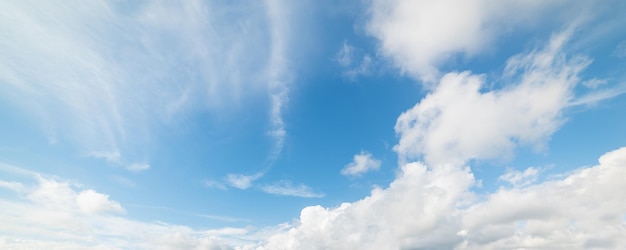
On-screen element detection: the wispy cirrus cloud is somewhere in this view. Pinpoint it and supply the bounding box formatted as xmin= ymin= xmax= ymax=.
xmin=336 ymin=41 xmax=374 ymax=80
xmin=210 ymin=0 xmax=298 ymax=190
xmin=0 ymin=0 xmax=296 ymax=171
xmin=260 ymin=180 xmax=324 ymax=198
xmin=225 ymin=173 xmax=265 ymax=190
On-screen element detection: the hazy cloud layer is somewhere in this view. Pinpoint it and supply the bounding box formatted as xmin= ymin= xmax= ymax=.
xmin=0 ymin=0 xmax=293 ymax=168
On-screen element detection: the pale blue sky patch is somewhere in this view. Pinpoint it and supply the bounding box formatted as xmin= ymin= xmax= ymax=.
xmin=1 ymin=0 xmax=626 ymax=249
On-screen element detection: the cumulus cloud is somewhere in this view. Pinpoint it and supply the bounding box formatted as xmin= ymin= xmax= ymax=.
xmin=260 ymin=180 xmax=324 ymax=198
xmin=365 ymin=0 xmax=588 ymax=84
xmin=341 ymin=151 xmax=381 ymax=176
xmin=395 ymin=31 xmax=586 ymax=166
xmin=76 ymin=189 xmax=125 ymax=215
xmin=258 ymin=163 xmax=474 ymax=249
xmin=0 ymin=166 xmax=256 ymax=249
xmin=246 ymin=31 xmax=626 ymax=249
xmin=252 ymin=93 xmax=626 ymax=250
xmin=24 ymin=176 xmax=126 ymax=215
xmin=459 ymin=147 xmax=626 ymax=249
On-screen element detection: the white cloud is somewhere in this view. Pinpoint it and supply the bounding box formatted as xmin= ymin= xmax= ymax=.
xmin=247 ymin=30 xmax=626 ymax=250
xmin=394 ymin=31 xmax=586 ymax=166
xmin=204 ymin=180 xmax=228 ymax=191
xmin=251 ymin=118 xmax=626 ymax=249
xmin=0 ymin=180 xmax=24 ymax=192
xmin=23 ymin=176 xmax=125 ymax=215
xmin=265 ymin=0 xmax=294 ymax=165
xmin=498 ymin=167 xmax=539 ymax=187
xmin=76 ymin=189 xmax=125 ymax=215
xmin=336 ymin=42 xmax=355 ymax=67
xmin=568 ymin=84 xmax=626 ymax=107
xmin=127 ymin=162 xmax=150 ymax=172
xmin=0 ymin=0 xmax=296 ymax=168
xmin=341 ymin=151 xmax=381 ymax=176
xmin=0 ymin=166 xmax=259 ymax=249
xmin=459 ymin=147 xmax=626 ymax=249
xmin=226 ymin=173 xmax=264 ymax=190
xmin=582 ymin=78 xmax=608 ymax=89
xmin=258 ymin=163 xmax=475 ymax=249
xmin=260 ymin=180 xmax=324 ymax=198
xmin=365 ymin=0 xmax=587 ymax=84
xmin=336 ymin=42 xmax=373 ymax=79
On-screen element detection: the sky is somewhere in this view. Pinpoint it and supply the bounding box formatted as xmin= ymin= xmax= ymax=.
xmin=1 ymin=0 xmax=626 ymax=249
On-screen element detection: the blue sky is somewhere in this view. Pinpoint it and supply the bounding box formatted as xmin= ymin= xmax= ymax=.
xmin=1 ymin=0 xmax=626 ymax=249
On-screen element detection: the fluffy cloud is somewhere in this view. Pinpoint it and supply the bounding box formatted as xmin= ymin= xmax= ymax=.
xmin=460 ymin=147 xmax=626 ymax=249
xmin=247 ymin=32 xmax=626 ymax=249
xmin=259 ymin=163 xmax=474 ymax=249
xmin=0 ymin=169 xmax=250 ymax=249
xmin=256 ymin=148 xmax=626 ymax=249
xmin=25 ymin=177 xmax=126 ymax=215
xmin=365 ymin=0 xmax=589 ymax=84
xmin=341 ymin=151 xmax=381 ymax=176
xmin=76 ymin=189 xmax=125 ymax=215
xmin=395 ymin=31 xmax=585 ymax=166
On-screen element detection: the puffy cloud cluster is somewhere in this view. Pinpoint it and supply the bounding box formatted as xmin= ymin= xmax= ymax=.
xmin=256 ymin=148 xmax=626 ymax=249
xmin=394 ymin=31 xmax=585 ymax=166
xmin=248 ymin=31 xmax=626 ymax=249
xmin=260 ymin=163 xmax=474 ymax=249
xmin=0 ymin=170 xmax=241 ymax=249
xmin=460 ymin=148 xmax=626 ymax=249
xmin=25 ymin=176 xmax=125 ymax=215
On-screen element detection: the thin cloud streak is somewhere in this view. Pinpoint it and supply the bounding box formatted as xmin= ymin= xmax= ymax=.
xmin=260 ymin=180 xmax=325 ymax=198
